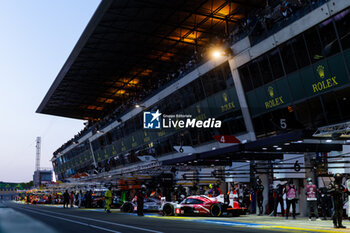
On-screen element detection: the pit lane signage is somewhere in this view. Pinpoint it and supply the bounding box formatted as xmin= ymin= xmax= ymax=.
xmin=213 ymin=135 xmax=240 ymax=143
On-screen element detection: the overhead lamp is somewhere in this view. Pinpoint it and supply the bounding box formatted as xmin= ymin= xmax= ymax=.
xmin=135 ymin=104 xmax=146 ymax=108
xmin=262 ymin=147 xmax=267 ymax=150
xmin=276 ymin=147 xmax=282 ymax=150
xmin=284 ymin=142 xmax=290 ymax=145
xmin=97 ymin=130 xmax=104 ymax=134
xmin=326 ymin=139 xmax=332 ymax=143
xmin=273 ymin=145 xmax=278 ymax=148
xmin=212 ymin=50 xmax=222 ymax=59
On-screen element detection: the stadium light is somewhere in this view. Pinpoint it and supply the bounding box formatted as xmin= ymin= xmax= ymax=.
xmin=210 ymin=43 xmax=233 ymax=60
xmin=135 ymin=104 xmax=146 ymax=108
xmin=96 ymin=130 xmax=104 ymax=134
xmin=212 ymin=50 xmax=222 ymax=59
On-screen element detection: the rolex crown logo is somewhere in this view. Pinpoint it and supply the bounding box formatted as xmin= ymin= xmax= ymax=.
xmin=197 ymin=105 xmax=201 ymax=113
xmin=268 ymin=86 xmax=274 ymax=98
xmin=316 ymin=65 xmax=325 ymax=79
xmin=222 ymin=92 xmax=228 ymax=103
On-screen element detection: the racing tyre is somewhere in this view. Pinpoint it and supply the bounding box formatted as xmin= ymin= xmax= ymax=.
xmin=210 ymin=203 xmax=222 ymax=217
xmin=163 ymin=203 xmax=174 ymax=216
xmin=121 ymin=202 xmax=133 ymax=213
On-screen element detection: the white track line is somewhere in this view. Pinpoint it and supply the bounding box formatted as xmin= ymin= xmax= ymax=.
xmin=16 ymin=205 xmax=163 ymax=233
xmin=18 ymin=207 xmax=121 ymax=233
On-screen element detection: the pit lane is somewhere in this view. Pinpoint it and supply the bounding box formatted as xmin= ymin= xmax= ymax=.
xmin=5 ymin=202 xmax=347 ymax=233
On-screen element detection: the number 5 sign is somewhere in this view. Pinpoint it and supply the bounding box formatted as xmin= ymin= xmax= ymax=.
xmin=213 ymin=135 xmax=241 ymax=144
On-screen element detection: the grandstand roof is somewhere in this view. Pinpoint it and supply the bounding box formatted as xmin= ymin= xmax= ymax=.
xmin=37 ymin=0 xmax=263 ymax=120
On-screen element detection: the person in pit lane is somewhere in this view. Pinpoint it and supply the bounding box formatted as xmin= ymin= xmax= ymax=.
xmin=136 ymin=185 xmax=147 ymax=216
xmin=208 ymin=184 xmax=222 ymax=197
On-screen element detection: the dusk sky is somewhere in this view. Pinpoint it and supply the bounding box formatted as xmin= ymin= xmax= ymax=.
xmin=0 ymin=0 xmax=101 ymax=182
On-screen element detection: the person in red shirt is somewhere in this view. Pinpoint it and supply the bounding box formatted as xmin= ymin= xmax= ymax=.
xmin=70 ymin=191 xmax=74 ymax=208
xmin=305 ymin=178 xmax=319 ymax=221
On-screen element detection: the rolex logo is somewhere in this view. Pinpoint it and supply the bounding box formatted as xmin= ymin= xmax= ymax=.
xmin=222 ymin=92 xmax=228 ymax=103
xmin=196 ymin=105 xmax=201 ymax=113
xmin=268 ymin=86 xmax=274 ymax=98
xmin=316 ymin=65 xmax=325 ymax=79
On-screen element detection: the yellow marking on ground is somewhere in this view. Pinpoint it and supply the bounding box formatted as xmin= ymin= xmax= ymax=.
xmin=261 ymin=225 xmax=346 ymax=233
xmin=145 ymin=215 xmax=346 ymax=233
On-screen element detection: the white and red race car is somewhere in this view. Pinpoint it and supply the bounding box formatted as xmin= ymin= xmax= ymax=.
xmin=162 ymin=194 xmax=246 ymax=217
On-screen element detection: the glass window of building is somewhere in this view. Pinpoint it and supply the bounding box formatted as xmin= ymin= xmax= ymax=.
xmin=179 ymin=85 xmax=194 ymax=109
xmin=291 ymin=35 xmax=311 ymax=69
xmin=201 ymin=64 xmax=228 ymax=97
xmin=317 ymin=18 xmax=340 ymax=57
xmin=248 ymin=60 xmax=264 ymax=88
xmin=257 ymin=54 xmax=274 ymax=84
xmin=239 ymin=65 xmax=253 ymax=92
xmin=280 ymin=40 xmax=298 ymax=74
xmin=335 ymin=87 xmax=350 ymax=120
xmin=268 ymin=49 xmax=284 ymax=79
xmin=304 ymin=27 xmax=324 ymax=63
xmin=306 ymin=97 xmax=327 ymax=127
xmin=192 ymin=79 xmax=206 ymax=102
xmin=334 ymin=8 xmax=350 ymax=50
xmin=321 ymin=91 xmax=342 ymax=124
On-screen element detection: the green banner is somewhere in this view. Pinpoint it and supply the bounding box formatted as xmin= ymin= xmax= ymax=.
xmin=247 ymin=52 xmax=350 ymax=116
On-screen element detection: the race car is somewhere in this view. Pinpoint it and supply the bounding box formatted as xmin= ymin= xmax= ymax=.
xmin=120 ymin=197 xmax=161 ymax=213
xmin=162 ymin=194 xmax=246 ymax=217
xmin=91 ymin=196 xmax=105 ymax=208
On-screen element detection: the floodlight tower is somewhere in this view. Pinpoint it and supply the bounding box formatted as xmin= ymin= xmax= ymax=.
xmin=35 ymin=137 xmax=41 ymax=186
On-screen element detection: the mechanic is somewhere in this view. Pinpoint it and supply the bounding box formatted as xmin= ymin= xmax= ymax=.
xmin=63 ymin=190 xmax=69 ymax=208
xmin=305 ymin=178 xmax=319 ymax=221
xmin=285 ymin=179 xmax=297 ymax=220
xmin=104 ymin=186 xmax=113 ymax=213
xmin=227 ymin=186 xmax=237 ymax=203
xmin=136 ymin=185 xmax=146 ymax=216
xmin=254 ymin=178 xmax=264 ymax=215
xmin=318 ymin=186 xmax=331 ymax=220
xmin=328 ymin=173 xmax=349 ymax=228
xmin=209 ymin=184 xmax=221 ymax=197
xmin=242 ymin=184 xmax=251 ymax=211
xmin=273 ymin=183 xmax=285 ymax=217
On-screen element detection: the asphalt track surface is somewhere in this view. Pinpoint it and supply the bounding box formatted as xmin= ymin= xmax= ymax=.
xmin=6 ymin=202 xmax=289 ymax=233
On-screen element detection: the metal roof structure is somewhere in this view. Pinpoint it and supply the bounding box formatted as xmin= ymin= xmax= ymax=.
xmin=37 ymin=0 xmax=263 ymax=120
